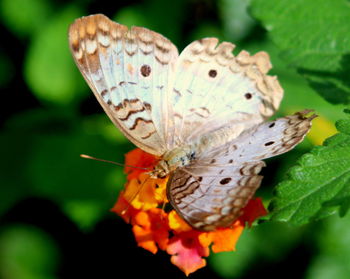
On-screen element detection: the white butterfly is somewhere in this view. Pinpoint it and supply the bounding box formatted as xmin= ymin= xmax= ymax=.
xmin=69 ymin=14 xmax=315 ymax=231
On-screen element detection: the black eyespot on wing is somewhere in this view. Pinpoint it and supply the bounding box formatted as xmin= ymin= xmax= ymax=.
xmin=141 ymin=65 xmax=151 ymax=77
xmin=220 ymin=177 xmax=232 ymax=185
xmin=245 ymin=93 xmax=252 ymax=99
xmin=269 ymin=122 xmax=275 ymax=128
xmin=265 ymin=141 xmax=275 ymax=146
xmin=208 ymin=69 xmax=217 ymax=78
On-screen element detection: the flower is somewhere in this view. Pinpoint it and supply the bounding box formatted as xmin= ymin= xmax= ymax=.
xmin=167 ymin=231 xmax=209 ymax=276
xmin=132 ymin=208 xmax=169 ymax=254
xmin=112 ymin=148 xmax=267 ymax=276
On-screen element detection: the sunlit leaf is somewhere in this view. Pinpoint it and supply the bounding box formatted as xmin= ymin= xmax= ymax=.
xmin=269 ymin=110 xmax=350 ymax=225
xmin=241 ymin=39 xmax=346 ymax=122
xmin=242 ymin=39 xmax=343 ymax=146
xmin=251 ymin=0 xmax=350 ymax=104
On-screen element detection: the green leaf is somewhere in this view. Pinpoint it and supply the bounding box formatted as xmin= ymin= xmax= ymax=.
xmin=62 ymin=200 xmax=106 ymax=231
xmin=113 ymin=5 xmax=149 ymax=28
xmin=250 ymin=0 xmax=350 ymax=105
xmin=0 ymin=225 xmax=58 ymax=279
xmin=209 ymin=222 xmax=303 ymax=278
xmin=115 ymin=0 xmax=186 ymax=47
xmin=0 ymin=0 xmax=52 ymax=38
xmin=209 ymin=230 xmax=256 ymax=278
xmin=218 ymin=0 xmax=256 ymax=41
xmin=306 ymin=214 xmax=350 ymax=279
xmin=24 ymin=5 xmax=86 ymax=106
xmin=269 ymin=112 xmax=350 ymax=225
xmin=0 ymin=108 xmax=129 ymax=228
xmin=0 ymin=51 xmax=14 ymax=86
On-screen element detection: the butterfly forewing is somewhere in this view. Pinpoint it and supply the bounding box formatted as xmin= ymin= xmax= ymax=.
xmin=170 ymin=39 xmax=284 ymax=146
xmin=69 ymin=14 xmax=179 ymax=156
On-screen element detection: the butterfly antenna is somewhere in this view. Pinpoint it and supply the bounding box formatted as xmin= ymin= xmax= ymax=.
xmin=80 ymin=154 xmax=151 ymax=171
xmin=159 ymin=198 xmax=167 ymax=222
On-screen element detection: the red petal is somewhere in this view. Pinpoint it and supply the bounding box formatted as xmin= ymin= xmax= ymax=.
xmin=240 ymin=198 xmax=268 ymax=226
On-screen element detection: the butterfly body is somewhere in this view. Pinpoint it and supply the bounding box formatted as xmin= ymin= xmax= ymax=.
xmin=69 ymin=14 xmax=315 ymax=231
xmin=151 ymin=145 xmax=194 ymax=178
xmin=153 ymin=124 xmax=246 ymax=178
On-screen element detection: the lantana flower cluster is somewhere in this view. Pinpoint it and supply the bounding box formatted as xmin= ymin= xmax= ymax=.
xmin=112 ymin=148 xmax=267 ymax=276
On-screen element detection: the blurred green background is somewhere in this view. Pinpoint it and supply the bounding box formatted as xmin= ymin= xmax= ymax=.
xmin=0 ymin=0 xmax=349 ymax=278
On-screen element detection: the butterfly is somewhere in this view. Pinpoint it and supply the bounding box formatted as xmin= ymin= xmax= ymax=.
xmin=69 ymin=14 xmax=316 ymax=231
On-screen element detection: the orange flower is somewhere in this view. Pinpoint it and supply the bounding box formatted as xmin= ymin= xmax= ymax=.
xmin=132 ymin=208 xmax=169 ymax=254
xmin=124 ymin=148 xmax=158 ymax=180
xmin=168 ymin=210 xmax=193 ymax=233
xmin=112 ymin=148 xmax=267 ymax=275
xmin=111 ymin=194 xmax=140 ymax=224
xmin=198 ymin=223 xmax=244 ymax=253
xmin=123 ymin=173 xmax=167 ymax=210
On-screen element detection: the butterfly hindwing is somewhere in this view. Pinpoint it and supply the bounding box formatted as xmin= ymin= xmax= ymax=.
xmin=167 ymin=161 xmax=265 ymax=231
xmin=168 ymin=111 xmax=315 ymax=230
xmin=204 ymin=110 xmax=317 ymax=163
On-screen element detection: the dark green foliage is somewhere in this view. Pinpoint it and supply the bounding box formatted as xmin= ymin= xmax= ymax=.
xmin=251 ymin=0 xmax=350 ymax=105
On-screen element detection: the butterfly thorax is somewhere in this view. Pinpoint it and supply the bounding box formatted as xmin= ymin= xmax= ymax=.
xmin=151 ymin=124 xmax=248 ymax=178
xmin=151 ymin=146 xmax=195 ymax=178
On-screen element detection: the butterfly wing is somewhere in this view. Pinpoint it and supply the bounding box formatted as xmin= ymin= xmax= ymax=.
xmin=168 ymin=161 xmax=265 ymax=231
xmin=167 ymin=111 xmax=316 ymax=231
xmin=69 ymin=14 xmax=179 ymax=156
xmin=168 ymin=38 xmax=283 ymax=147
xmin=69 ymin=14 xmax=283 ymax=154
